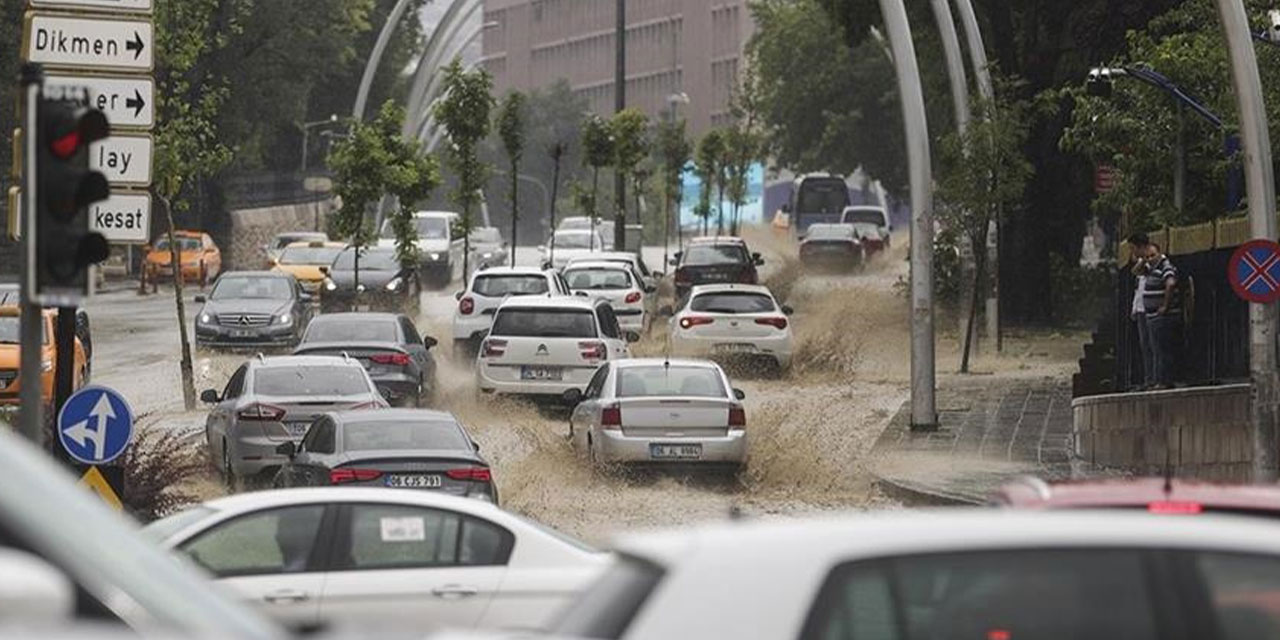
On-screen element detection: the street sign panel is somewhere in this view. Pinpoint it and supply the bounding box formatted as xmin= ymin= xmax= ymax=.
xmin=24 ymin=14 xmax=153 ymax=72
xmin=1229 ymin=239 xmax=1280 ymax=304
xmin=89 ymin=191 xmax=151 ymax=244
xmin=57 ymin=385 xmax=134 ymax=466
xmin=30 ymin=0 xmax=152 ymax=13
xmin=45 ymin=74 xmax=154 ymax=129
xmin=78 ymin=466 xmax=123 ymax=510
xmin=89 ymin=134 xmax=152 ymax=187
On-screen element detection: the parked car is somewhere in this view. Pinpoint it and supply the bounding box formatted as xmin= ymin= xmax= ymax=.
xmin=0 ymin=283 xmax=91 ymax=376
xmin=142 ymin=487 xmax=609 ymax=632
xmin=476 ymin=296 xmax=632 ymax=398
xmin=541 ymin=229 xmax=606 ymax=270
xmin=263 ymin=231 xmax=327 ymax=267
xmin=562 ymin=261 xmax=654 ymax=337
xmin=144 ymin=231 xmax=222 ymax=286
xmin=194 ymin=271 xmax=313 ymax=350
xmin=799 ymin=223 xmax=864 ymax=271
xmin=0 ymin=307 xmax=87 ymax=408
xmin=551 ymin=510 xmax=1280 ymax=639
xmin=452 ymin=266 xmax=570 ymax=354
xmin=566 ymin=358 xmax=746 ymax=470
xmin=558 ymin=216 xmax=616 ymax=250
xmin=840 ymin=204 xmax=892 ymax=254
xmin=666 ymin=284 xmax=794 ymax=372
xmin=294 ymin=312 xmax=438 ymax=406
xmin=468 ymin=226 xmax=509 ymax=271
xmin=378 ymin=210 xmax=463 ymax=288
xmin=201 ymin=354 xmax=387 ymax=485
xmin=670 ymin=236 xmax=762 ymax=299
xmin=272 ymin=408 xmax=497 ymax=502
xmin=321 ymin=246 xmax=420 ymax=315
xmin=269 ymin=241 xmax=345 ymax=294
xmin=992 ymin=476 xmax=1280 ymax=518
xmin=563 ymin=250 xmax=663 ymax=292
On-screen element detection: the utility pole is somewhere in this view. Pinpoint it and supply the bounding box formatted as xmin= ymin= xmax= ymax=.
xmin=1215 ymin=0 xmax=1279 ymax=481
xmin=929 ymin=0 xmax=972 ymax=348
xmin=878 ymin=0 xmax=936 ymax=429
xmin=614 ymin=0 xmax=627 ymax=250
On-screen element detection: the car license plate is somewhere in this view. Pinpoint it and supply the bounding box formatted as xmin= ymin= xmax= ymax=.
xmin=521 ymin=366 xmax=563 ymax=381
xmin=385 ymin=474 xmax=442 ymax=488
xmin=231 ymin=329 xmax=253 ymax=338
xmin=283 ymin=422 xmax=311 ymax=437
xmin=651 ymin=444 xmax=702 ymax=459
xmin=715 ymin=343 xmax=756 ymax=354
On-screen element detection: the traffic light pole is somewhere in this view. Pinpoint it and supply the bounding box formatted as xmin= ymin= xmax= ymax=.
xmin=18 ymin=65 xmax=44 ymax=445
xmin=52 ymin=307 xmax=76 ymax=461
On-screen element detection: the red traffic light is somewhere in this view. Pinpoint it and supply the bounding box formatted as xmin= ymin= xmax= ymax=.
xmin=42 ymin=103 xmax=108 ymax=160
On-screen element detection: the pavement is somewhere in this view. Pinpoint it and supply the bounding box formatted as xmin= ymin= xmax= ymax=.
xmin=869 ymin=380 xmax=1075 ymax=505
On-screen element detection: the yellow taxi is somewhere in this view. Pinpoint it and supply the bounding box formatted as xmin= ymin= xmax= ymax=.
xmin=145 ymin=231 xmax=222 ymax=286
xmin=0 ymin=307 xmax=87 ymax=408
xmin=270 ymin=241 xmax=346 ymax=293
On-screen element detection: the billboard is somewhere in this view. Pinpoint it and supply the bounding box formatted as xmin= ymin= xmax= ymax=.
xmin=677 ymin=162 xmax=766 ymax=229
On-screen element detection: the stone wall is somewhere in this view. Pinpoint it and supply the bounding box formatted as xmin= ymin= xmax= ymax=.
xmin=1072 ymin=384 xmax=1252 ymax=481
xmin=226 ymin=198 xmax=336 ymax=270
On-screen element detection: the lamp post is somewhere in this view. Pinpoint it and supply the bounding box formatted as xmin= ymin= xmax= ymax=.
xmin=299 ymin=114 xmax=338 ymax=174
xmin=666 ymin=92 xmax=690 ymax=267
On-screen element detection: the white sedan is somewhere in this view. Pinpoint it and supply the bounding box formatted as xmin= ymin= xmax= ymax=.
xmin=666 ymin=284 xmax=794 ymax=371
xmin=566 ymin=358 xmax=746 ymax=469
xmin=142 ymin=488 xmax=609 ymax=633
xmin=562 ymin=261 xmax=654 ymax=336
xmin=540 ymin=229 xmax=605 ymax=270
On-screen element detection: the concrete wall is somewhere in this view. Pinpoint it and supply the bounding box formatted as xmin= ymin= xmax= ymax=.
xmin=1072 ymin=384 xmax=1252 ymax=481
xmin=227 ymin=199 xmax=336 ymax=270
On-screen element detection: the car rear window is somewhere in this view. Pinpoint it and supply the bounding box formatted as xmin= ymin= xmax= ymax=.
xmin=554 ymin=231 xmax=602 ymax=249
xmin=342 ymin=419 xmax=470 ymax=452
xmin=565 ymin=268 xmax=631 ymax=290
xmin=0 ymin=316 xmax=45 ymax=344
xmin=472 ymin=274 xmax=549 ymax=297
xmin=843 ymin=208 xmax=886 ymax=225
xmin=806 ymin=224 xmax=856 ymax=240
xmin=333 ymin=248 xmax=398 ymax=270
xmin=303 ymin=319 xmax=399 ymax=343
xmin=254 ymin=365 xmax=370 ymax=396
xmin=684 ymin=245 xmax=747 ymax=265
xmin=279 ymin=246 xmax=342 ymax=265
xmin=616 ymin=366 xmax=726 ymax=398
xmin=552 ymin=557 xmax=665 ymax=639
xmin=690 ymin=292 xmax=776 ymax=313
xmin=491 ymin=308 xmax=597 ymax=338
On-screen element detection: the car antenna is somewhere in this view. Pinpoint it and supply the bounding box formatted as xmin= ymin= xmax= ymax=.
xmin=255 ymin=352 xmax=265 ymax=363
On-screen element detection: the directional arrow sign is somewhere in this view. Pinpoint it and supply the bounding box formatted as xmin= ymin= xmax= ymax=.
xmin=29 ymin=0 xmax=152 ymax=13
xmin=45 ymin=74 xmax=155 ymax=129
xmin=89 ymin=135 xmax=152 ymax=187
xmin=89 ymin=192 xmax=151 ymax=244
xmin=24 ymin=14 xmax=153 ymax=72
xmin=57 ymin=386 xmax=134 ymax=466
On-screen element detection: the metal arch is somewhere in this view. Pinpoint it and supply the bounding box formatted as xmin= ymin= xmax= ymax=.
xmin=411 ymin=27 xmax=485 ymax=142
xmin=404 ymin=0 xmax=485 ymax=138
xmin=353 ymin=0 xmax=417 ymax=121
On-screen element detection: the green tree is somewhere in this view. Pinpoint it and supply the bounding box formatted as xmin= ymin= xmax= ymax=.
xmin=379 ymin=102 xmax=441 ymax=271
xmin=609 ymin=108 xmax=651 ymax=248
xmin=694 ymin=130 xmax=724 ymax=236
xmin=496 ymin=91 xmax=527 ymax=266
xmin=580 ymin=114 xmax=614 ymax=246
xmin=434 ymin=59 xmax=496 ymax=278
xmin=656 ymin=118 xmax=692 ymax=262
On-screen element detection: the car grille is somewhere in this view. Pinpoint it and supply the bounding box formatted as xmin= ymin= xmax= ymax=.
xmin=216 ymin=313 xmax=272 ymax=327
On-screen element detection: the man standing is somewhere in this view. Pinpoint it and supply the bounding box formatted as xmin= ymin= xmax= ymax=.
xmin=1142 ymin=242 xmax=1182 ymax=388
xmin=1127 ymin=233 xmax=1155 ymax=389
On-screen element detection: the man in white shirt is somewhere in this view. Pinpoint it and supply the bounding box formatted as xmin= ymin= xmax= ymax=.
xmin=1128 ymin=233 xmax=1155 ymax=389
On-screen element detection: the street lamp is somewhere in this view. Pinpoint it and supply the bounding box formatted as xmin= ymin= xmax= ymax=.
xmin=299 ymin=114 xmax=339 ymax=174
xmin=665 ymin=92 xmax=690 ymax=262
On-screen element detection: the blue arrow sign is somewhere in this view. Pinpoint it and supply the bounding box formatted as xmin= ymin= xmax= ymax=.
xmin=57 ymin=385 xmax=134 ymax=465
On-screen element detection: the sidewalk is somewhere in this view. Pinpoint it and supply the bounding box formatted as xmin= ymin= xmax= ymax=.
xmin=869 ymin=380 xmax=1074 ymax=505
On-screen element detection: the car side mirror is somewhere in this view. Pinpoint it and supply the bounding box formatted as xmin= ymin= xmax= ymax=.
xmin=562 ymin=388 xmax=583 ymax=405
xmin=319 ymin=265 xmax=329 ymax=275
xmin=733 ymin=388 xmax=746 ymax=401
xmin=193 ymin=294 xmax=206 ymax=303
xmin=658 ymin=305 xmax=674 ymax=317
xmin=575 ymin=291 xmax=589 ymax=297
xmin=199 ymin=389 xmax=220 ymax=404
xmin=644 ymin=285 xmax=657 ymax=294
xmin=625 ymin=331 xmax=641 ymax=343
xmin=781 ymin=305 xmax=794 ymax=316
xmin=454 ymin=290 xmax=464 ymax=301
xmin=424 ymin=336 xmax=438 ymax=349
xmin=471 ymin=439 xmax=481 ymax=452
xmin=275 ymin=441 xmax=297 ymax=458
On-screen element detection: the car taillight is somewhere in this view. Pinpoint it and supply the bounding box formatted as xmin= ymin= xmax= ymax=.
xmin=729 ymin=405 xmax=746 ymax=428
xmin=601 ymin=404 xmax=621 ymax=430
xmin=679 ymin=316 xmax=715 ymax=330
xmin=674 ymin=268 xmax=690 ymax=285
xmin=330 ymin=468 xmax=383 ymax=484
xmin=1148 ymin=501 xmax=1203 ymax=515
xmin=755 ymin=317 xmax=788 ymax=330
xmin=446 ymin=467 xmax=492 ymax=482
xmin=624 ymin=291 xmax=642 ymax=304
xmin=459 ymin=297 xmax=475 ymax=315
xmin=349 ymin=400 xmax=382 ymax=411
xmin=482 ymin=338 xmax=508 ymax=358
xmin=369 ymin=352 xmax=411 ymax=366
xmin=236 ymin=403 xmax=286 ymax=421
xmin=579 ymin=340 xmax=607 ymax=361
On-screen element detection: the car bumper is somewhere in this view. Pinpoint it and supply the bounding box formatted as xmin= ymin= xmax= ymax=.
xmin=615 ymin=310 xmax=646 ymax=331
xmin=195 ymin=324 xmax=298 ymax=348
xmin=230 ymin=433 xmax=296 ymax=478
xmin=453 ymin=315 xmax=494 ymax=341
xmin=148 ymin=263 xmax=203 ymax=280
xmin=670 ymin=333 xmax=793 ymax=368
xmin=596 ymin=429 xmax=747 ymax=464
xmin=370 ymin=372 xmax=421 ymax=403
xmin=476 ymin=363 xmax=599 ymax=396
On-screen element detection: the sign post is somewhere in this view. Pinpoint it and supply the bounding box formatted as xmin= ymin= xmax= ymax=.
xmin=1229 ymin=240 xmax=1280 ymax=304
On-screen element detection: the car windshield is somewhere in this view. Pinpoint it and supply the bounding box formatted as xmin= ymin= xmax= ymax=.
xmin=342 ymin=419 xmax=470 ymax=451
xmin=806 ymin=225 xmax=856 ymax=240
xmin=156 ymin=237 xmax=202 ymax=251
xmin=554 ymin=231 xmax=601 ymax=249
xmin=491 ymin=308 xmax=597 ymax=337
xmin=473 ymin=274 xmax=549 ymax=297
xmin=565 ymin=268 xmax=631 ymax=290
xmin=382 ymin=215 xmax=450 ymax=239
xmin=690 ymin=292 xmax=776 ymax=313
xmin=0 ymin=316 xmax=44 ymax=344
xmin=332 ymin=248 xmax=399 ymax=271
xmin=470 ymin=228 xmax=502 ymax=243
xmin=254 ymin=365 xmax=370 ymax=396
xmin=210 ymin=277 xmax=293 ymax=300
xmin=304 ymin=319 xmax=399 ymax=343
xmin=844 ymin=208 xmax=886 ymax=225
xmin=684 ymin=245 xmax=748 ymax=265
xmin=140 ymin=506 xmax=216 ymax=544
xmin=273 ymin=234 xmax=324 ymax=249
xmin=279 ymin=246 xmax=343 ymax=265
xmin=617 ymin=366 xmax=726 ymax=398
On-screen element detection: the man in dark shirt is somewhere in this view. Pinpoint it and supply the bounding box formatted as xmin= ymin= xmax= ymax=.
xmin=1142 ymin=243 xmax=1181 ymax=388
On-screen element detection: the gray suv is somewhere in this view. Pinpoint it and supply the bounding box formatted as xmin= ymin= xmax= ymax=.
xmin=201 ymin=354 xmax=388 ymax=486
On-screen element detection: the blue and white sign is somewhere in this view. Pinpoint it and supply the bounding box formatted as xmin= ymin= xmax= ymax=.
xmin=57 ymin=386 xmax=134 ymax=465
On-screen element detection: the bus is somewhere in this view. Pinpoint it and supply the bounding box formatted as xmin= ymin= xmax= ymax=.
xmin=785 ymin=173 xmax=851 ymax=237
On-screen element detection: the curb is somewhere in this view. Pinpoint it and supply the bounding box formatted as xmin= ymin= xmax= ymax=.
xmin=872 ymin=470 xmax=985 ymax=507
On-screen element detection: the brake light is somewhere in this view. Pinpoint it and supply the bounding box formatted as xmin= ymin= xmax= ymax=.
xmin=236 ymin=403 xmax=286 ymax=421
xmin=1148 ymin=501 xmax=1203 ymax=515
xmin=329 ymin=468 xmax=383 ymax=484
xmin=445 ymin=467 xmax=493 ymax=482
xmin=729 ymin=405 xmax=746 ymax=428
xmin=459 ymin=296 xmax=475 ymax=315
xmin=579 ymin=340 xmax=607 ymax=361
xmin=624 ymin=291 xmax=642 ymax=304
xmin=601 ymin=404 xmax=621 ymax=431
xmin=369 ymin=352 xmax=412 ymax=366
xmin=755 ymin=317 xmax=788 ymax=330
xmin=482 ymin=338 xmax=508 ymax=358
xmin=349 ymin=400 xmax=382 ymax=411
xmin=679 ymin=316 xmax=715 ymax=330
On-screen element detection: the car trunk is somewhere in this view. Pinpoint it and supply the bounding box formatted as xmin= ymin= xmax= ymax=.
xmin=684 ymin=312 xmax=780 ymax=340
xmin=801 ymin=240 xmax=857 ymax=256
xmin=293 ymin=343 xmax=412 ymax=379
xmin=258 ymin=394 xmax=376 ymax=440
xmin=618 ymin=397 xmax=733 ymax=438
xmin=332 ymin=452 xmax=489 ymax=496
xmin=679 ymin=264 xmax=751 ymax=286
xmin=485 ymin=336 xmax=600 ymax=383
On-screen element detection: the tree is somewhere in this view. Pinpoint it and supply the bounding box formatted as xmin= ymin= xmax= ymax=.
xmin=694 ymin=130 xmax=724 ymax=236
xmin=656 ymin=118 xmax=692 ymax=262
xmin=609 ymin=108 xmax=651 ymax=249
xmin=496 ymin=91 xmax=527 ymax=266
xmin=434 ymin=59 xmax=496 ymax=279
xmin=547 ymin=140 xmax=567 ymax=264
xmin=580 ymin=114 xmax=614 ymax=247
xmin=380 ymin=102 xmax=441 ymax=271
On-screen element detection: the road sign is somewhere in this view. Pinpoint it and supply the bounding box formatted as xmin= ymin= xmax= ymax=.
xmin=89 ymin=134 xmax=151 ymax=187
xmin=24 ymin=14 xmax=153 ymax=72
xmin=45 ymin=74 xmax=154 ymax=129
xmin=1229 ymin=239 xmax=1280 ymax=303
xmin=78 ymin=466 xmax=123 ymax=510
xmin=57 ymin=385 xmax=134 ymax=466
xmin=89 ymin=191 xmax=150 ymax=244
xmin=30 ymin=0 xmax=152 ymax=13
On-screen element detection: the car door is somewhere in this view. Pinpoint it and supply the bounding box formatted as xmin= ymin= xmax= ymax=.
xmin=208 ymin=365 xmax=247 ymax=463
xmin=570 ymin=364 xmax=610 ymax=447
xmin=398 ymin=316 xmax=433 ymax=382
xmin=595 ymin=305 xmax=628 ymax=359
xmin=318 ymin=503 xmax=507 ymax=631
xmin=176 ymin=503 xmax=333 ymax=629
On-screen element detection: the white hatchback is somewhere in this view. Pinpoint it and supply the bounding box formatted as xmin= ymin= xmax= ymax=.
xmin=540 ymin=229 xmax=606 ymax=270
xmin=667 ymin=284 xmax=794 ymax=370
xmin=564 ymin=250 xmax=663 ymax=290
xmin=475 ymin=296 xmax=633 ymax=397
xmin=562 ymin=261 xmax=654 ymax=336
xmin=452 ymin=266 xmax=569 ymax=347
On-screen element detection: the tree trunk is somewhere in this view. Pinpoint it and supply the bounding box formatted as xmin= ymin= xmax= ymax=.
xmin=549 ymin=153 xmax=562 ymax=266
xmin=960 ymin=228 xmax=987 ymax=374
xmin=510 ymin=160 xmax=519 ymax=267
xmin=663 ymin=174 xmax=672 ymax=267
xmin=161 ymin=196 xmax=196 ymax=411
xmin=716 ymin=182 xmax=725 ymax=235
xmin=590 ymin=167 xmax=600 ymax=249
xmin=462 ymin=207 xmax=471 ymax=279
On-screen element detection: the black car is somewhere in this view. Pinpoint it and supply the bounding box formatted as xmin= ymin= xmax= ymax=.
xmin=193 ymin=271 xmax=312 ymax=349
xmin=670 ymin=238 xmax=764 ymax=299
xmin=293 ymin=312 xmax=438 ymax=406
xmin=321 ymin=246 xmax=420 ymax=314
xmin=272 ymin=409 xmax=498 ymax=503
xmin=799 ymin=223 xmax=864 ymax=271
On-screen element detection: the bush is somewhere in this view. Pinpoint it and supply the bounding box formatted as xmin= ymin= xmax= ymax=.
xmin=1048 ymin=253 xmax=1113 ymax=327
xmin=122 ymin=429 xmax=208 ymax=522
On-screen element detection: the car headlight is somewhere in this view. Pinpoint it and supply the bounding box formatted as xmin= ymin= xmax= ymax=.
xmin=429 ymin=252 xmax=441 ymax=261
xmin=277 ymin=313 xmax=292 ymax=326
xmin=41 ymin=360 xmax=52 ymax=372
xmin=199 ymin=313 xmax=213 ymax=325
xmin=481 ymin=252 xmax=493 ymax=259
xmin=324 ymin=279 xmax=337 ymax=291
xmin=385 ymin=278 xmax=403 ymax=292
xmin=356 ymin=284 xmax=366 ymax=293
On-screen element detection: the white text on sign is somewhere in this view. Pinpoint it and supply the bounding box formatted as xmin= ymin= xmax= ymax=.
xmin=90 ymin=192 xmax=151 ymax=244
xmin=89 ymin=136 xmax=153 ymax=187
xmin=44 ymin=75 xmax=155 ymax=129
xmin=25 ymin=15 xmax=153 ymax=71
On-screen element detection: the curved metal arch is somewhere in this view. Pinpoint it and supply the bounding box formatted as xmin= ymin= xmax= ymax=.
xmin=404 ymin=0 xmax=485 ymax=138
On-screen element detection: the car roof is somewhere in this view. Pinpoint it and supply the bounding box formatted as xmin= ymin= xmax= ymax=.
xmin=217 ymin=270 xmax=291 ymax=279
xmin=173 ymin=230 xmax=206 ymax=237
xmin=330 ymin=408 xmax=458 ymax=424
xmin=473 ymin=266 xmax=551 ymax=276
xmin=555 ymin=228 xmax=601 ymax=235
xmin=200 ymin=487 xmax=505 ymax=519
xmin=614 ymin=358 xmax=722 ymax=370
xmin=687 ymin=283 xmax=773 ymax=296
xmin=562 ymin=260 xmax=630 ymax=271
xmin=251 ymin=354 xmax=364 ymax=368
xmin=567 ymin=251 xmax=638 ymax=262
xmin=412 ymin=210 xmax=458 ymax=219
xmin=995 ymin=476 xmax=1280 ymax=511
xmin=687 ymin=235 xmax=746 ymax=245
xmin=283 ymin=240 xmax=344 ymax=249
xmin=275 ymin=231 xmax=326 ymax=239
xmin=307 ymin=312 xmax=400 ymax=322
xmin=496 ymin=294 xmax=599 ymax=310
xmin=842 ymin=204 xmax=886 ymax=212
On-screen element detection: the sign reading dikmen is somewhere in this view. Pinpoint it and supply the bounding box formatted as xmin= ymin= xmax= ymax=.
xmin=24 ymin=14 xmax=153 ymax=72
